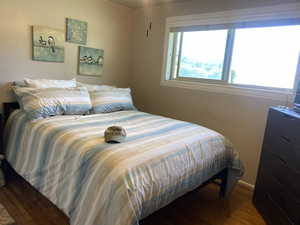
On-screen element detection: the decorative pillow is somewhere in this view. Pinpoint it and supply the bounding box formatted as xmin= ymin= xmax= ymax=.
xmin=90 ymin=88 xmax=136 ymax=113
xmin=24 ymin=78 xmax=76 ymax=88
xmin=12 ymin=86 xmax=92 ymax=120
xmin=77 ymin=82 xmax=115 ymax=92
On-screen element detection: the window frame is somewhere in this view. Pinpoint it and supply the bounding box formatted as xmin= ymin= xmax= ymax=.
xmin=171 ymin=29 xmax=235 ymax=84
xmin=161 ymin=3 xmax=300 ymax=102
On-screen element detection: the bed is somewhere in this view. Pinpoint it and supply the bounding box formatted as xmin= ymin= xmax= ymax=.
xmin=3 ymin=102 xmax=244 ymax=225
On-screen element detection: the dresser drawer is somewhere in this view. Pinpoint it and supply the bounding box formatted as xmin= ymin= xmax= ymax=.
xmin=263 ymin=137 xmax=291 ymax=163
xmin=266 ymin=108 xmax=300 ymax=144
xmin=263 ymin=150 xmax=300 ymax=201
xmin=268 ymin=173 xmax=300 ymax=225
xmin=290 ymin=145 xmax=300 ymax=175
xmin=254 ymin=189 xmax=292 ymax=225
xmin=264 ymin=139 xmax=300 ymax=179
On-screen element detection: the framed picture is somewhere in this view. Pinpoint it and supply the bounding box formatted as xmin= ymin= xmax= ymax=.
xmin=32 ymin=26 xmax=65 ymax=62
xmin=78 ymin=46 xmax=104 ymax=76
xmin=66 ymin=18 xmax=88 ymax=45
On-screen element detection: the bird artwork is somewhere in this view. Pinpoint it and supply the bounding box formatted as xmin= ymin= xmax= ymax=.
xmin=32 ymin=26 xmax=64 ymax=62
xmin=47 ymin=36 xmax=56 ymax=53
xmin=78 ymin=46 xmax=104 ymax=76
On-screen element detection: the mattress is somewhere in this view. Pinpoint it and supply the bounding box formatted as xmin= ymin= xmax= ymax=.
xmin=4 ymin=110 xmax=244 ymax=225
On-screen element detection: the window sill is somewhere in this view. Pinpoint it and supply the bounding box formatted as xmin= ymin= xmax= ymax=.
xmin=160 ymin=79 xmax=294 ymax=102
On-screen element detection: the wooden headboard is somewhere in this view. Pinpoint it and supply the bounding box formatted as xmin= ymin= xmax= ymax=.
xmin=3 ymin=102 xmax=20 ymax=122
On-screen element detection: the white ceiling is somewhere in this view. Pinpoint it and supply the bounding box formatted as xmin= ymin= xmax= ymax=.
xmin=109 ymin=0 xmax=192 ymax=8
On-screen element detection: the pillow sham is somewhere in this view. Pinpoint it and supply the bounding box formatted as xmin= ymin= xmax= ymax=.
xmin=12 ymin=86 xmax=92 ymax=120
xmin=77 ymin=82 xmax=115 ymax=92
xmin=25 ymin=78 xmax=76 ymax=88
xmin=90 ymin=88 xmax=136 ymax=113
xmin=12 ymin=80 xmax=27 ymax=87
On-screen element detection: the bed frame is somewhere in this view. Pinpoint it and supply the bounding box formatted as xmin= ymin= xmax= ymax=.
xmin=3 ymin=102 xmax=20 ymax=122
xmin=1 ymin=102 xmax=229 ymax=197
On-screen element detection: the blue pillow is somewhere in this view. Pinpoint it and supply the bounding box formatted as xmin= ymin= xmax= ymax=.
xmin=90 ymin=88 xmax=136 ymax=113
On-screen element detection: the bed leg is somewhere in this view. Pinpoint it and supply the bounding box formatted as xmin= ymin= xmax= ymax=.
xmin=219 ymin=169 xmax=231 ymax=217
xmin=2 ymin=160 xmax=13 ymax=182
xmin=219 ymin=169 xmax=228 ymax=198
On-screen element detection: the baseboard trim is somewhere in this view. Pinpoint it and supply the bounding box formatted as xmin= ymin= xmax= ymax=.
xmin=238 ymin=180 xmax=255 ymax=191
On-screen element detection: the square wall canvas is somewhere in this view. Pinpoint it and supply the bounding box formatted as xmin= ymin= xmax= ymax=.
xmin=66 ymin=18 xmax=88 ymax=45
xmin=32 ymin=26 xmax=65 ymax=62
xmin=78 ymin=46 xmax=104 ymax=76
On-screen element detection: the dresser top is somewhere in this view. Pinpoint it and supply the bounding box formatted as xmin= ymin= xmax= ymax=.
xmin=271 ymin=106 xmax=300 ymax=119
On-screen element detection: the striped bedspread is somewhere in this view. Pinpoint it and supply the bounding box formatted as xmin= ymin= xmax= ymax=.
xmin=4 ymin=110 xmax=244 ymax=225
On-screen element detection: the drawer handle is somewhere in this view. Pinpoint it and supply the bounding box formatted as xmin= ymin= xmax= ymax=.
xmin=278 ymin=156 xmax=287 ymax=165
xmin=280 ymin=135 xmax=291 ymax=143
xmin=282 ymin=114 xmax=296 ymax=120
xmin=271 ymin=152 xmax=287 ymax=165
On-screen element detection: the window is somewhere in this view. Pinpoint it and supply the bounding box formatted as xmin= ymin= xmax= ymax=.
xmin=178 ymin=30 xmax=228 ymax=80
xmin=230 ymin=26 xmax=300 ymax=89
xmin=165 ymin=23 xmax=300 ymax=90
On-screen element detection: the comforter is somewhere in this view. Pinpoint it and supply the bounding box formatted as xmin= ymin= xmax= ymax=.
xmin=5 ymin=110 xmax=243 ymax=225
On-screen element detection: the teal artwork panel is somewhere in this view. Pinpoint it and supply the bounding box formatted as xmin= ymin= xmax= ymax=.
xmin=78 ymin=46 xmax=104 ymax=76
xmin=66 ymin=18 xmax=88 ymax=45
xmin=32 ymin=26 xmax=65 ymax=62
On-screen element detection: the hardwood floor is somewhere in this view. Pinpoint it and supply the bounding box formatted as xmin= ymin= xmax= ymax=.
xmin=0 ymin=175 xmax=266 ymax=225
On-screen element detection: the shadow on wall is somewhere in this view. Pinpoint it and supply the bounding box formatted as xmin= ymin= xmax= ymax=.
xmin=0 ymin=83 xmax=16 ymax=112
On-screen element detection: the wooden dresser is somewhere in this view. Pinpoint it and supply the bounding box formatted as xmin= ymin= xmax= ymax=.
xmin=253 ymin=107 xmax=300 ymax=225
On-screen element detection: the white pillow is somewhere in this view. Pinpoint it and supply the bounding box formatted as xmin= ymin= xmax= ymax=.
xmin=77 ymin=82 xmax=115 ymax=92
xmin=24 ymin=78 xmax=76 ymax=88
xmin=12 ymin=86 xmax=92 ymax=120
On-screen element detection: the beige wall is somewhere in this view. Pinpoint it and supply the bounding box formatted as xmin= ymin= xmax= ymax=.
xmin=0 ymin=0 xmax=133 ymax=105
xmin=131 ymin=0 xmax=298 ymax=185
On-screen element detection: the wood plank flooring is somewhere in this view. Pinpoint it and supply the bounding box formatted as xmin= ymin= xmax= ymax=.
xmin=0 ymin=175 xmax=266 ymax=225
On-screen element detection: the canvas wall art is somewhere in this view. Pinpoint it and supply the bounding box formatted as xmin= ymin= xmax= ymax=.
xmin=78 ymin=46 xmax=104 ymax=76
xmin=66 ymin=18 xmax=88 ymax=45
xmin=32 ymin=26 xmax=65 ymax=62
